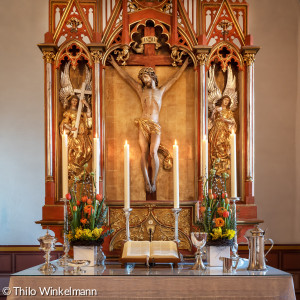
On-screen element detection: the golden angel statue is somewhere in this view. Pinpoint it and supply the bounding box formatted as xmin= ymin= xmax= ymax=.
xmin=208 ymin=64 xmax=238 ymax=175
xmin=59 ymin=61 xmax=93 ymax=179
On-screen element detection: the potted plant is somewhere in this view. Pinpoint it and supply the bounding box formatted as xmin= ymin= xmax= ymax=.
xmin=198 ymin=160 xmax=236 ymax=266
xmin=66 ymin=167 xmax=113 ymax=266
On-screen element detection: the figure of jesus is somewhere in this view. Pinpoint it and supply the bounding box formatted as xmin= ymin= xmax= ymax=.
xmin=110 ymin=56 xmax=189 ymax=193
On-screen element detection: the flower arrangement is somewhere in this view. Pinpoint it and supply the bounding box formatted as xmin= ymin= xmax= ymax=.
xmin=66 ymin=166 xmax=113 ymax=246
xmin=199 ymin=160 xmax=236 ymax=246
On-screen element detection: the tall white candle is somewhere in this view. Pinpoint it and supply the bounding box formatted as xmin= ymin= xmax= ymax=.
xmin=173 ymin=140 xmax=179 ymax=209
xmin=124 ymin=140 xmax=130 ymax=209
xmin=202 ymin=135 xmax=208 ymax=178
xmin=62 ymin=131 xmax=68 ymax=198
xmin=93 ymin=136 xmax=100 ymax=194
xmin=230 ymin=130 xmax=237 ymax=197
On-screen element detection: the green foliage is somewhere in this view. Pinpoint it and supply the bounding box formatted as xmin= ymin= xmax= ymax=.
xmin=67 ymin=168 xmax=113 ymax=242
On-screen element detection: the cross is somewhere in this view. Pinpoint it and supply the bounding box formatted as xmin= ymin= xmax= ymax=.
xmin=73 ymin=83 xmax=92 ymax=138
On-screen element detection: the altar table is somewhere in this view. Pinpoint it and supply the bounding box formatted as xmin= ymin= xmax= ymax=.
xmin=7 ymin=259 xmax=296 ymax=300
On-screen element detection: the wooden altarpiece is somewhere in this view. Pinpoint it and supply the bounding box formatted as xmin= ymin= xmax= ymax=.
xmin=37 ymin=0 xmax=261 ymax=256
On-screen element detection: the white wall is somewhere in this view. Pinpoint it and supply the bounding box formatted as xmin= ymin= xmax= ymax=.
xmin=0 ymin=0 xmax=299 ymax=244
xmin=0 ymin=0 xmax=48 ymax=244
xmin=249 ymin=0 xmax=300 ymax=243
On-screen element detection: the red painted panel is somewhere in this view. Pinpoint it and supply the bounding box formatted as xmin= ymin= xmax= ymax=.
xmin=42 ymin=205 xmax=64 ymax=220
xmin=236 ymin=204 xmax=257 ymax=219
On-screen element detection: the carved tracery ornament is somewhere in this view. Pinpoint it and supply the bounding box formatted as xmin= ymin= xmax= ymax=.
xmin=208 ymin=43 xmax=243 ymax=72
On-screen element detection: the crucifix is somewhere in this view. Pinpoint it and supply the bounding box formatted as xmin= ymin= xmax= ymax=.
xmin=73 ymin=82 xmax=92 ymax=138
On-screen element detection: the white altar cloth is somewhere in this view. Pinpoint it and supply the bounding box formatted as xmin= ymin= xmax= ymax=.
xmin=7 ymin=259 xmax=296 ymax=300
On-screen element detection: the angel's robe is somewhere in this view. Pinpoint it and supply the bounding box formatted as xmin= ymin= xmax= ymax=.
xmin=209 ymin=107 xmax=236 ymax=175
xmin=60 ymin=109 xmax=92 ymax=178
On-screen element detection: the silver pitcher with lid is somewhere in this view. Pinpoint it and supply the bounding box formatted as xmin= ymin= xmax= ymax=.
xmin=246 ymin=225 xmax=274 ymax=271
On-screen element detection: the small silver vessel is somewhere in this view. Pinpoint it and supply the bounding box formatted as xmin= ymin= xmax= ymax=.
xmin=246 ymin=225 xmax=274 ymax=271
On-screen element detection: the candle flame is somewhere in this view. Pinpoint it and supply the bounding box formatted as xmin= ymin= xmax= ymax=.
xmin=231 ymin=129 xmax=235 ymax=135
xmin=175 ymin=139 xmax=177 ymax=146
xmin=204 ymin=134 xmax=207 ymax=140
xmin=95 ymin=134 xmax=98 ymax=139
xmin=63 ymin=130 xmax=66 ymax=135
xmin=125 ymin=140 xmax=128 ymax=145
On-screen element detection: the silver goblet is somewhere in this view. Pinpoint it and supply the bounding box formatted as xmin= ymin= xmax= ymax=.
xmin=191 ymin=232 xmax=207 ymax=270
xmin=38 ymin=229 xmax=57 ymax=274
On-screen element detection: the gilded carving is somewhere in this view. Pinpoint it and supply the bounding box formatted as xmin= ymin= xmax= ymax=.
xmin=161 ymin=1 xmax=172 ymax=13
xmin=109 ymin=207 xmax=192 ymax=251
xmin=243 ymin=53 xmax=256 ymax=66
xmin=218 ymin=20 xmax=233 ymax=36
xmin=42 ymin=51 xmax=56 ymax=63
xmin=67 ymin=17 xmax=82 ymax=33
xmin=114 ymin=45 xmax=130 ymax=66
xmin=91 ymin=50 xmax=103 ymax=64
xmin=197 ymin=53 xmax=208 ymax=65
xmin=59 ymin=60 xmax=93 ymax=181
xmin=171 ymin=46 xmax=187 ymax=67
xmin=110 ymin=208 xmax=149 ymax=233
xmin=208 ymin=64 xmax=238 ymax=176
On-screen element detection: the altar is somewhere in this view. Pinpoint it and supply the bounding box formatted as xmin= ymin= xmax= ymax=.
xmin=28 ymin=0 xmax=296 ymax=298
xmin=7 ymin=260 xmax=296 ymax=300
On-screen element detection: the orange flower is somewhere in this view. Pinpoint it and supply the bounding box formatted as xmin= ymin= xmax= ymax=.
xmin=217 ymin=207 xmax=226 ymax=216
xmin=223 ymin=210 xmax=229 ymax=218
xmin=80 ymin=218 xmax=87 ymax=225
xmin=200 ymin=206 xmax=206 ymax=213
xmin=96 ymin=194 xmax=103 ymax=201
xmin=84 ymin=204 xmax=93 ymax=214
xmin=215 ymin=218 xmax=225 ymax=227
xmin=225 ymin=198 xmax=230 ymax=205
xmin=81 ymin=196 xmax=88 ymax=203
xmin=87 ymin=198 xmax=93 ymax=205
xmin=73 ymin=206 xmax=77 ymax=212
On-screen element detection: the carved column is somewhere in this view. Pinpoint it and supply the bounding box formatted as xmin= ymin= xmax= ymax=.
xmin=89 ymin=44 xmax=106 ymax=196
xmin=194 ymin=46 xmax=211 ymax=200
xmin=38 ymin=44 xmax=58 ymax=203
xmin=242 ymin=46 xmax=260 ymax=204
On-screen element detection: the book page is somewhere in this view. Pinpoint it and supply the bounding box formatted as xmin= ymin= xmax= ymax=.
xmin=150 ymin=241 xmax=179 ymax=258
xmin=122 ymin=241 xmax=150 ymax=258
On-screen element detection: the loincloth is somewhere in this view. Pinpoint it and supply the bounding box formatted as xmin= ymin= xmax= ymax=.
xmin=135 ymin=118 xmax=172 ymax=170
xmin=134 ymin=118 xmax=161 ymax=141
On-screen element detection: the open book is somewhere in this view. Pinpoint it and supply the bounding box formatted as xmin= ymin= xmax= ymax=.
xmin=120 ymin=241 xmax=181 ymax=266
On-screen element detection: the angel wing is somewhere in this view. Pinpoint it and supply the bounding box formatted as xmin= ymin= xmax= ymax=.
xmin=84 ymin=65 xmax=92 ymax=92
xmin=84 ymin=65 xmax=92 ymax=104
xmin=223 ymin=65 xmax=238 ymax=111
xmin=208 ymin=64 xmax=222 ymax=112
xmin=59 ymin=61 xmax=74 ymax=109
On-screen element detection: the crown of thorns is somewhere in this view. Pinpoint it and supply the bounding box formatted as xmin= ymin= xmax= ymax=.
xmin=138 ymin=67 xmax=158 ymax=87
